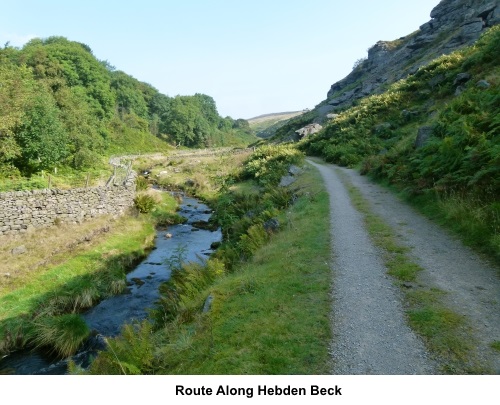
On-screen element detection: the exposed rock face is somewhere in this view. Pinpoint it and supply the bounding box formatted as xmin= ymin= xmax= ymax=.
xmin=295 ymin=123 xmax=323 ymax=138
xmin=320 ymin=0 xmax=499 ymax=119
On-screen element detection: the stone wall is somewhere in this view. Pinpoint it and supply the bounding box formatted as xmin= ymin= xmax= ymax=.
xmin=0 ymin=176 xmax=136 ymax=236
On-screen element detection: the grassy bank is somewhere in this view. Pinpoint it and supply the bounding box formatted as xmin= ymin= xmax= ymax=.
xmin=159 ymin=166 xmax=332 ymax=374
xmin=84 ymin=148 xmax=333 ymax=374
xmin=0 ymin=192 xmax=179 ymax=358
xmin=338 ymin=170 xmax=489 ymax=373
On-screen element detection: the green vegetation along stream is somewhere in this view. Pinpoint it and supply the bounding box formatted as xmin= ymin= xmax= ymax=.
xmin=0 ymin=193 xmax=221 ymax=374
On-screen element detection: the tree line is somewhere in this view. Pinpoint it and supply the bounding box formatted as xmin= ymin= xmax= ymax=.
xmin=0 ymin=36 xmax=253 ymax=177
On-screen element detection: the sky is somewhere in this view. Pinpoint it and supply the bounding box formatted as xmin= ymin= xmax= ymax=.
xmin=1 ymin=0 xmax=441 ymax=119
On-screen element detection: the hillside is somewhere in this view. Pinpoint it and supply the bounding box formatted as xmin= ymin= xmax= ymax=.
xmin=0 ymin=37 xmax=256 ymax=186
xmin=1 ymin=0 xmax=499 ymax=378
xmin=300 ymin=27 xmax=499 ymax=260
xmin=271 ymin=0 xmax=499 ymax=141
xmin=248 ymin=0 xmax=500 ymax=260
xmin=247 ymin=110 xmax=306 ymax=138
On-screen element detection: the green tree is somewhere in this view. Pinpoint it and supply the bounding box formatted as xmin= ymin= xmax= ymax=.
xmin=0 ymin=63 xmax=36 ymax=173
xmin=20 ymin=37 xmax=115 ymax=119
xmin=14 ymin=90 xmax=69 ymax=173
xmin=111 ymin=71 xmax=149 ymax=119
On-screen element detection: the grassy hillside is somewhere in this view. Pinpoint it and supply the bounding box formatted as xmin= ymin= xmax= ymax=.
xmin=248 ymin=111 xmax=306 ymax=138
xmin=301 ymin=26 xmax=500 ymax=261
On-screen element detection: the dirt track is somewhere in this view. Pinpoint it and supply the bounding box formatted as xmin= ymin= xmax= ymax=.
xmin=308 ymin=159 xmax=500 ymax=374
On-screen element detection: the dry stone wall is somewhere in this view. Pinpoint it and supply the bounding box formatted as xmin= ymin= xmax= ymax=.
xmin=0 ymin=175 xmax=136 ymax=236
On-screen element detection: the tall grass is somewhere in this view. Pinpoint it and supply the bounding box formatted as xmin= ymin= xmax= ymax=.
xmin=31 ymin=314 xmax=90 ymax=358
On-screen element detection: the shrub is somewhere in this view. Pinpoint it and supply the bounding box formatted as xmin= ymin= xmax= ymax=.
xmin=242 ymin=145 xmax=304 ymax=186
xmin=73 ymin=148 xmax=101 ymax=169
xmin=135 ymin=176 xmax=149 ymax=191
xmin=239 ymin=224 xmax=268 ymax=258
xmin=134 ymin=191 xmax=161 ymax=213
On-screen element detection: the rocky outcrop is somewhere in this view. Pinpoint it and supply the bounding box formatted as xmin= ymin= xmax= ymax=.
xmin=295 ymin=123 xmax=323 ymax=138
xmin=320 ymin=0 xmax=499 ymax=119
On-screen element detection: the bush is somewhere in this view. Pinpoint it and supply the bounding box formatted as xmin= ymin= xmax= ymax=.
xmin=134 ymin=191 xmax=160 ymax=213
xmin=242 ymin=145 xmax=304 ymax=186
xmin=135 ymin=176 xmax=149 ymax=191
xmin=73 ymin=148 xmax=101 ymax=169
xmin=239 ymin=224 xmax=268 ymax=257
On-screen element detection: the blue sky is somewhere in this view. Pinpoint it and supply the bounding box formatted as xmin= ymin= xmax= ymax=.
xmin=1 ymin=0 xmax=441 ymax=119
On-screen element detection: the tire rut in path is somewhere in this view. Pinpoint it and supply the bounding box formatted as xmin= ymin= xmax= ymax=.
xmin=308 ymin=160 xmax=436 ymax=374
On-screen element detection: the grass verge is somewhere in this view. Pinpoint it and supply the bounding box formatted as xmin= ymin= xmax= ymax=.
xmin=338 ymin=169 xmax=489 ymax=374
xmin=166 ymin=170 xmax=331 ymax=374
xmin=406 ymin=193 xmax=500 ymax=267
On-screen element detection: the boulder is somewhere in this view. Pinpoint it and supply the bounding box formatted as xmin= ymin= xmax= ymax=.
xmin=402 ymin=110 xmax=420 ymax=121
xmin=455 ymin=85 xmax=466 ymax=96
xmin=429 ymin=74 xmax=446 ymax=88
xmin=373 ymin=122 xmax=392 ymax=133
xmin=453 ymin=72 xmax=472 ymax=85
xmin=279 ymin=175 xmax=296 ymax=188
xmin=202 ymin=295 xmax=214 ymax=313
xmin=288 ymin=165 xmax=302 ymax=176
xmin=415 ymin=126 xmax=434 ymax=148
xmin=210 ymin=241 xmax=221 ymax=250
xmin=11 ymin=245 xmax=27 ymax=255
xmin=476 ymin=80 xmax=491 ymax=88
xmin=263 ymin=218 xmax=280 ymax=233
xmin=295 ymin=123 xmax=323 ymax=138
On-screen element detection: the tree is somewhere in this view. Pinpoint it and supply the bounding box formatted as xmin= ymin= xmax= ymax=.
xmin=0 ymin=63 xmax=36 ymax=172
xmin=20 ymin=37 xmax=115 ymax=119
xmin=111 ymin=71 xmax=149 ymax=119
xmin=14 ymin=90 xmax=69 ymax=173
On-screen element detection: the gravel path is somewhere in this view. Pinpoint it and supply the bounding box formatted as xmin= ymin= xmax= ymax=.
xmin=309 ymin=158 xmax=500 ymax=374
xmin=308 ymin=160 xmax=436 ymax=374
xmin=336 ymin=164 xmax=500 ymax=373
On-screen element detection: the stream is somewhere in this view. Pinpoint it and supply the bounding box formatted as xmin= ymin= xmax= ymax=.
xmin=0 ymin=193 xmax=221 ymax=375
